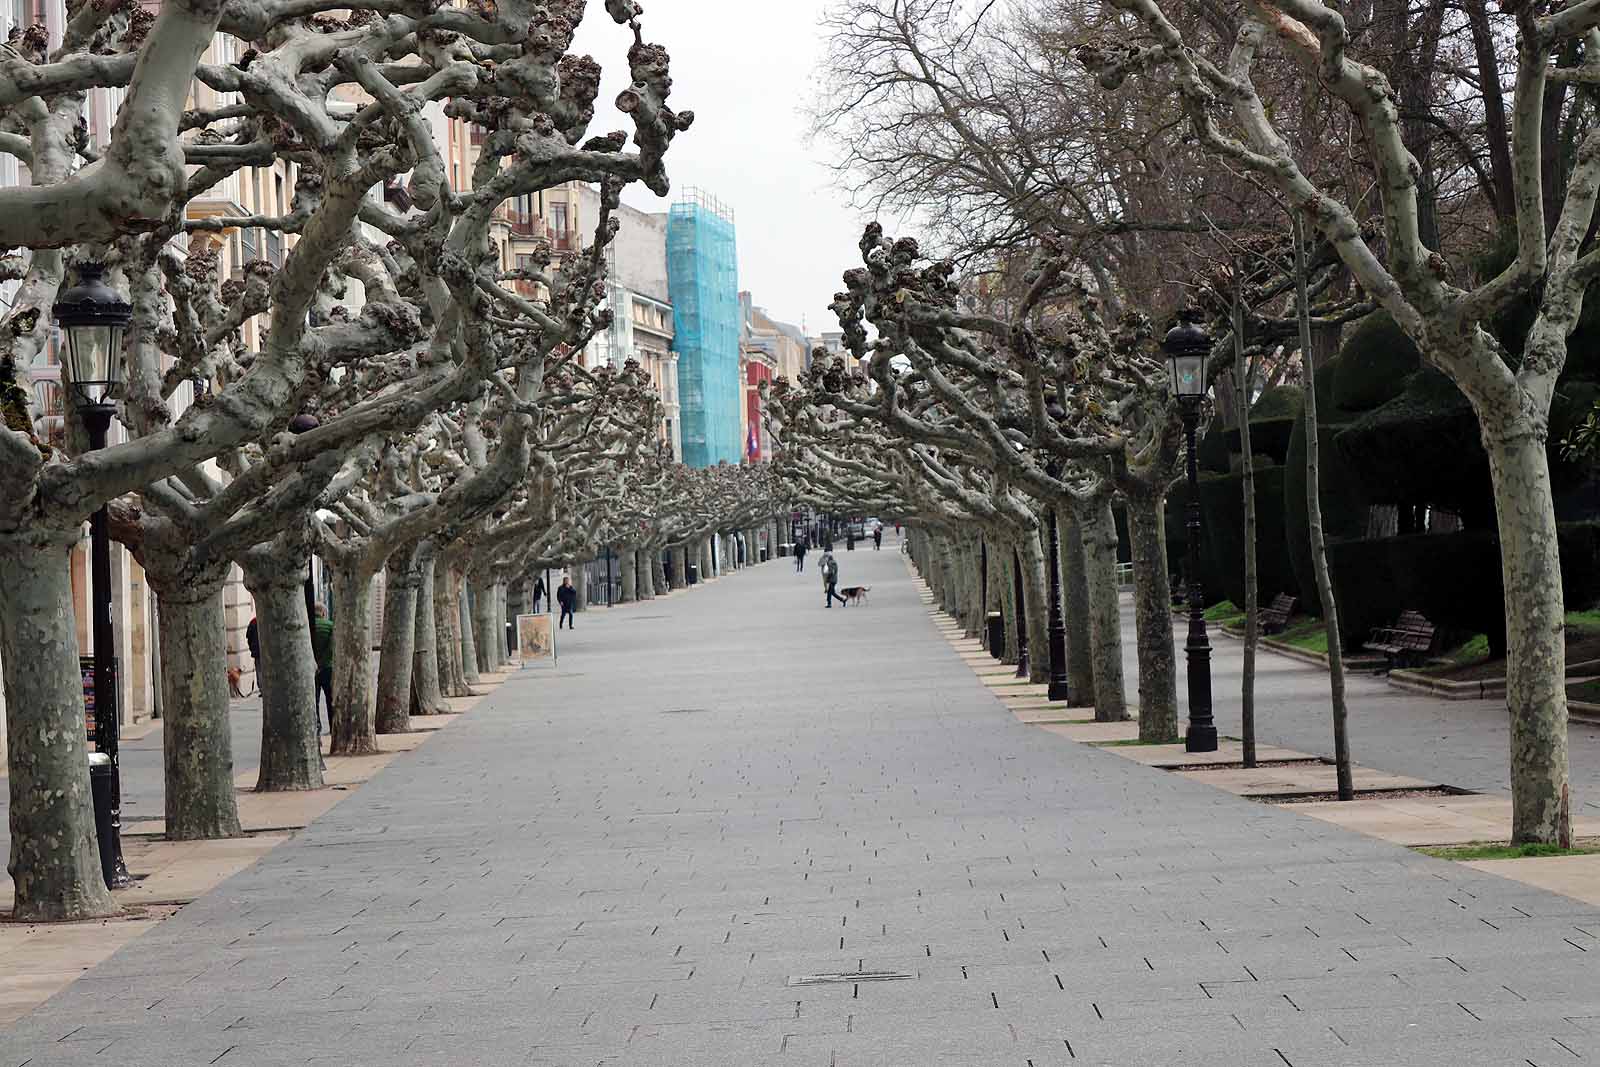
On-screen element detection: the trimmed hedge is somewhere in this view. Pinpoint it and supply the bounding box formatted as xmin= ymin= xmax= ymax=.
xmin=1222 ymin=385 xmax=1304 ymax=463
xmin=1331 ymin=311 xmax=1420 ymax=413
xmin=1324 ymin=522 xmax=1600 ymax=654
xmin=1196 ymin=463 xmax=1302 ymax=609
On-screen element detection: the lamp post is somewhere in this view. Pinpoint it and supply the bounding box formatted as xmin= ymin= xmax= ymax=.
xmin=1044 ymin=481 xmax=1070 ymax=701
xmin=1164 ymin=314 xmax=1217 ymax=753
xmin=54 ymin=262 xmax=135 ymax=888
xmin=1041 ymin=401 xmax=1072 ymax=701
xmin=289 ymin=413 xmax=320 ymax=621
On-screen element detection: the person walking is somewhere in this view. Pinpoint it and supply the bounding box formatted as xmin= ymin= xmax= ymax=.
xmin=819 ymin=550 xmax=847 ymax=608
xmin=557 ymin=575 xmax=577 ymax=630
xmin=532 ymin=574 xmax=547 ymax=614
xmin=873 ymin=522 xmax=883 ymax=551
xmin=245 ymin=615 xmax=262 ymax=688
xmin=310 ymin=603 xmax=335 ymax=734
xmin=795 ymin=538 xmax=808 ymax=573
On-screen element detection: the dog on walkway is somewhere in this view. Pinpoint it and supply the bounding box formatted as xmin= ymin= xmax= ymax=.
xmin=227 ymin=666 xmax=256 ymax=698
xmin=839 ymin=586 xmax=871 ymax=605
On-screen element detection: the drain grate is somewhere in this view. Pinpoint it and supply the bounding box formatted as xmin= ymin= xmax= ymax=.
xmin=787 ymin=971 xmax=916 ymax=986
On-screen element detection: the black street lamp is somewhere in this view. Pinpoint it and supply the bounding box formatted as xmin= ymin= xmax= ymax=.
xmin=289 ymin=412 xmax=320 ymax=622
xmin=54 ymin=262 xmax=135 ymax=888
xmin=1011 ymin=549 xmax=1029 ymax=679
xmin=1041 ymin=405 xmax=1072 ymax=702
xmin=1164 ymin=313 xmax=1217 ymax=753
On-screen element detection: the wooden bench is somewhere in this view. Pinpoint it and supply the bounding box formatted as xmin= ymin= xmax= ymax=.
xmin=1260 ymin=593 xmax=1296 ymax=635
xmin=1362 ymin=610 xmax=1438 ymax=670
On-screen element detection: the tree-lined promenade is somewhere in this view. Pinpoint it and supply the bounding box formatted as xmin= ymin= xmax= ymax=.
xmin=775 ymin=0 xmax=1600 ymax=857
xmin=0 ymin=0 xmax=794 ymax=922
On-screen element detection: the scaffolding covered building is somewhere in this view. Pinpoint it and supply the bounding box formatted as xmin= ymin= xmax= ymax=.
xmin=667 ymin=188 xmax=741 ymax=467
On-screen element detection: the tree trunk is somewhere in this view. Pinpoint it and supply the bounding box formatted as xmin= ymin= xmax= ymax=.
xmin=995 ymin=537 xmax=1018 ymax=664
xmin=435 ymin=561 xmax=469 ymax=698
xmin=458 ymin=576 xmax=481 ymax=686
xmin=1234 ymin=294 xmax=1261 ymax=769
xmin=619 ymin=547 xmax=638 ymax=602
xmin=1486 ymin=426 xmax=1571 ymax=845
xmin=412 ymin=548 xmax=449 ymax=714
xmin=244 ymin=571 xmax=322 ymax=792
xmin=472 ymin=578 xmax=498 ymax=673
xmin=1081 ymin=499 xmax=1128 ymax=722
xmin=375 ymin=544 xmax=422 ymax=735
xmin=495 ymin=581 xmax=507 ymax=651
xmin=1060 ymin=510 xmax=1097 ymax=705
xmin=671 ymin=544 xmax=688 ymax=589
xmin=157 ymin=583 xmax=242 ymax=840
xmin=1127 ymin=490 xmax=1178 ymax=742
xmin=1019 ymin=529 xmax=1051 ymax=685
xmin=0 ymin=540 xmax=118 ymax=920
xmin=1295 ymin=219 xmax=1351 ymax=793
xmin=330 ymin=564 xmax=378 ymax=756
xmin=651 ymin=549 xmax=668 ymax=596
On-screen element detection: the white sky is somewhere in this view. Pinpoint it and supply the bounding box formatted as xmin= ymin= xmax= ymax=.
xmin=571 ymin=0 xmax=870 ymax=335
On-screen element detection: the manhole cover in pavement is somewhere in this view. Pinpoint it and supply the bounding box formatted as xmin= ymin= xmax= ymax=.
xmin=787 ymin=972 xmax=917 ymax=986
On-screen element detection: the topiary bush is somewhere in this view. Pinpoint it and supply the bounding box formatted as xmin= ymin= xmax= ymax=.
xmin=1222 ymin=385 xmax=1304 ymax=464
xmin=1331 ymin=311 xmax=1421 ymax=413
xmin=1197 ymin=464 xmax=1302 ymax=609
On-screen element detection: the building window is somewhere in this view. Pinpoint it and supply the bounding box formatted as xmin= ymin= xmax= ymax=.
xmin=551 ymin=202 xmax=568 ymax=235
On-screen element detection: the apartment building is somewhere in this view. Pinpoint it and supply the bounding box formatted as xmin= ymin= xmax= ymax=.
xmin=576 ymin=185 xmax=682 ymax=460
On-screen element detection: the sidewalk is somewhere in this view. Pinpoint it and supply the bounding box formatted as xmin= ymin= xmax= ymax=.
xmin=1116 ymin=593 xmax=1600 ymax=816
xmin=2 ymin=546 xmax=1598 ymax=1065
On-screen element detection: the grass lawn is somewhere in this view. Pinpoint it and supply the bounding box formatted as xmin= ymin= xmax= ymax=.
xmin=1275 ymin=619 xmax=1329 ymax=654
xmin=1416 ymin=841 xmax=1600 ymax=861
xmin=1090 ymin=737 xmax=1169 ymax=747
xmin=1203 ymin=600 xmax=1245 ymax=627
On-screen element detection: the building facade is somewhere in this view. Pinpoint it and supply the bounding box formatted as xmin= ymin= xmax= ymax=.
xmin=666 ymin=189 xmax=741 ymax=467
xmin=577 ymin=186 xmax=681 ymax=460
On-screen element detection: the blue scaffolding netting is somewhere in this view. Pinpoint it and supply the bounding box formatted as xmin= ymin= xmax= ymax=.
xmin=667 ymin=189 xmax=740 ymax=467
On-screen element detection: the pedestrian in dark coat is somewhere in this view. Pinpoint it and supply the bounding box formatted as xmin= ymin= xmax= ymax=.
xmin=533 ymin=574 xmax=547 ymax=614
xmin=557 ymin=576 xmax=577 ymax=630
xmin=245 ymin=616 xmax=261 ymax=685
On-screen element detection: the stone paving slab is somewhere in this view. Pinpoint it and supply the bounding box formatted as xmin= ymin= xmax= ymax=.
xmin=1011 ymin=710 xmax=1100 ymax=726
xmin=1464 ymin=854 xmax=1600 ymax=907
xmin=3 ymin=552 xmax=1599 ymax=1065
xmin=1036 ymin=720 xmax=1142 ymax=744
xmin=1291 ymin=792 xmax=1600 ymax=846
xmin=1107 ymin=741 xmax=1318 ymax=767
xmin=1174 ymin=763 xmax=1436 ymax=796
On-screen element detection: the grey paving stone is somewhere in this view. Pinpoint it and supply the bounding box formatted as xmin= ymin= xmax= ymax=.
xmin=3 ymin=546 xmax=1600 ymax=1065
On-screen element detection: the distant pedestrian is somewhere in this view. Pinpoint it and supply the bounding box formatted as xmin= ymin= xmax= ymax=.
xmin=557 ymin=576 xmax=577 ymax=630
xmin=533 ymin=574 xmax=547 ymax=614
xmin=819 ymin=551 xmax=846 ymax=608
xmin=245 ymin=615 xmax=261 ymax=686
xmin=795 ymin=539 xmax=808 ymax=573
xmin=311 ymin=603 xmax=334 ymax=734
xmin=873 ymin=522 xmax=883 ymax=551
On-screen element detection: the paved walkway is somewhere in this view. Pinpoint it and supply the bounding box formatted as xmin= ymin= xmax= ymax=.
xmin=4 ymin=544 xmax=1600 ymax=1065
xmin=1121 ymin=598 xmax=1600 ymax=815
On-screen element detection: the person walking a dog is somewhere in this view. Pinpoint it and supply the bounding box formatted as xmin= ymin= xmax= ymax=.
xmin=819 ymin=550 xmax=847 ymax=608
xmin=245 ymin=615 xmax=261 ymax=687
xmin=557 ymin=575 xmax=578 ymax=629
xmin=311 ymin=603 xmax=335 ymax=734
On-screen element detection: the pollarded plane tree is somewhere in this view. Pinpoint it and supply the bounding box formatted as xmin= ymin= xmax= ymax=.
xmin=767 ymin=364 xmax=1030 ymax=649
xmin=0 ymin=0 xmax=688 ymax=918
xmin=814 ymin=225 xmax=1189 ymax=733
xmin=1081 ymin=0 xmax=1589 ymax=844
xmin=813 ymin=0 xmax=1243 ymax=316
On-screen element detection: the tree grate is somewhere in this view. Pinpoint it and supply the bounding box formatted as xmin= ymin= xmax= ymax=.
xmin=786 ymin=971 xmax=916 ymax=986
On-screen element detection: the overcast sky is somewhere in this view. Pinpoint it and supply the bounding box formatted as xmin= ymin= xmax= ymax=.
xmin=572 ymin=1 xmax=870 ymax=335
